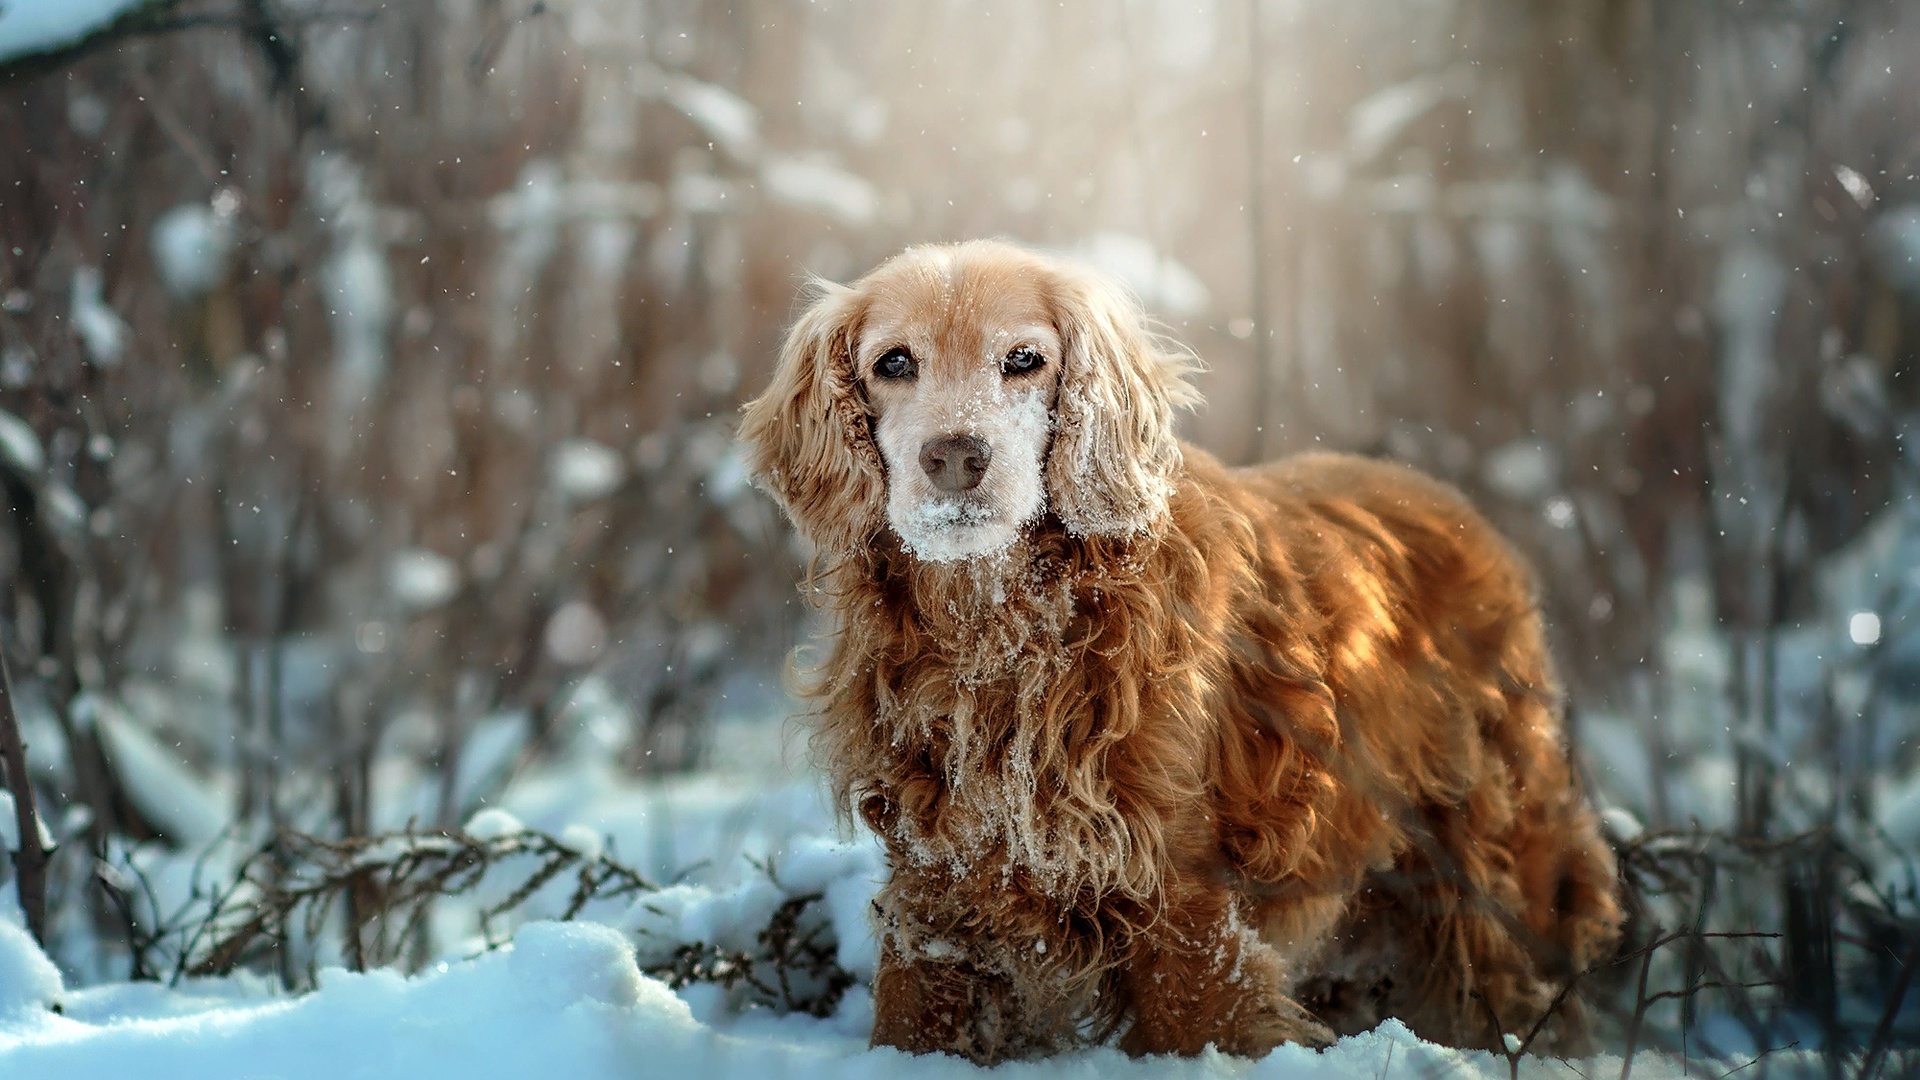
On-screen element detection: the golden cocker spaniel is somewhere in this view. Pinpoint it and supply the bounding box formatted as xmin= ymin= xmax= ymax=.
xmin=738 ymin=240 xmax=1622 ymax=1063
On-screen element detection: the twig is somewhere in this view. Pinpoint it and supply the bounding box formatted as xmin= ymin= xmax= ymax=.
xmin=0 ymin=640 xmax=49 ymax=944
xmin=94 ymin=857 xmax=156 ymax=978
xmin=1470 ymin=989 xmax=1521 ymax=1080
xmin=1512 ymin=969 xmax=1590 ymax=1060
xmin=1638 ymin=980 xmax=1775 ymax=1006
xmin=157 ymin=825 xmax=660 ymax=984
xmin=1620 ymin=933 xmax=1659 ymax=1080
xmin=1717 ymin=1042 xmax=1797 ymax=1080
xmin=637 ymin=889 xmax=853 ymax=1018
xmin=1857 ymin=936 xmax=1920 ymax=1080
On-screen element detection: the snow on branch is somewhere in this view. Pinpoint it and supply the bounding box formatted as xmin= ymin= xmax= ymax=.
xmin=94 ymin=820 xmax=861 ymax=1020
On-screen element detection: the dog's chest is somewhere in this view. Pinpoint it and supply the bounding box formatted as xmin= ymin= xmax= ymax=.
xmin=867 ymin=577 xmax=1151 ymax=898
xmin=883 ymin=728 xmax=1134 ymax=898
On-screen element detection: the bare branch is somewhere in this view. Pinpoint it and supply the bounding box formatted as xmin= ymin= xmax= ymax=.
xmin=0 ymin=639 xmax=49 ymax=944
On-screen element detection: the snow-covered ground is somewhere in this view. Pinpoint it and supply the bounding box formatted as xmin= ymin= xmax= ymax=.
xmin=0 ymin=880 xmax=1809 ymax=1080
xmin=0 ymin=933 xmax=1747 ymax=1080
xmin=5 ymin=603 xmax=1908 ymax=1078
xmin=0 ymin=713 xmax=1856 ymax=1080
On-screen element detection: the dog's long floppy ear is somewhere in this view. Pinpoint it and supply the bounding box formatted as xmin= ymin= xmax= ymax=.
xmin=738 ymin=281 xmax=884 ymax=557
xmin=1046 ymin=267 xmax=1202 ymax=538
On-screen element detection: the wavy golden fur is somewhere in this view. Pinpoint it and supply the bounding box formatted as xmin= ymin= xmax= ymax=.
xmin=738 ymin=240 xmax=1622 ymax=1063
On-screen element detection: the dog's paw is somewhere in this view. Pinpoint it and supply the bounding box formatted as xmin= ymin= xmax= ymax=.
xmin=1130 ymin=994 xmax=1336 ymax=1059
xmin=1225 ymin=997 xmax=1337 ymax=1057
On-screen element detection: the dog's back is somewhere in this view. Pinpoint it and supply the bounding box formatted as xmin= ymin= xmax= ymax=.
xmin=1197 ymin=449 xmax=1622 ymax=1049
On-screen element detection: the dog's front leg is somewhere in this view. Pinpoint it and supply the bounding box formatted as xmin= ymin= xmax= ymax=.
xmin=868 ymin=874 xmax=1090 ymax=1063
xmin=869 ymin=941 xmax=980 ymax=1056
xmin=869 ymin=939 xmax=1030 ymax=1063
xmin=1117 ymin=882 xmax=1333 ymax=1057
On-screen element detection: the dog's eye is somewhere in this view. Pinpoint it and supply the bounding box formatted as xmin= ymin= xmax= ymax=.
xmin=1002 ymin=346 xmax=1045 ymax=376
xmin=875 ymin=348 xmax=916 ymax=380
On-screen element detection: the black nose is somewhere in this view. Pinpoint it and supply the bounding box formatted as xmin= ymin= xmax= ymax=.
xmin=918 ymin=434 xmax=992 ymax=493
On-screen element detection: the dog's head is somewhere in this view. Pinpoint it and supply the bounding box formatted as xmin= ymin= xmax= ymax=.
xmin=739 ymin=241 xmax=1200 ymax=562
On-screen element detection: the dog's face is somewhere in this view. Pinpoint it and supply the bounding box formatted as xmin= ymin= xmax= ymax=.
xmin=739 ymin=241 xmax=1200 ymax=563
xmin=854 ymin=255 xmax=1065 ymax=560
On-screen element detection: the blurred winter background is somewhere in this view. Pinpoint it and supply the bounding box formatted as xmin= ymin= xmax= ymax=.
xmin=3 ymin=0 xmax=1920 ymax=1067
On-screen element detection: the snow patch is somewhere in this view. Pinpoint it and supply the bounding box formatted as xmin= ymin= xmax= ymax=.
xmin=0 ymin=0 xmax=155 ymax=65
xmin=39 ymin=484 xmax=87 ymax=537
xmin=390 ymin=547 xmax=462 ymax=611
xmin=69 ymin=266 xmax=127 ymax=368
xmin=1070 ymin=232 xmax=1210 ymax=317
xmin=463 ymin=807 xmax=527 ymax=841
xmin=767 ymin=835 xmax=885 ymax=979
xmin=1599 ymin=806 xmax=1644 ymax=844
xmin=760 ymin=157 xmax=878 ymax=227
xmin=544 ymin=601 xmax=608 ymax=666
xmin=151 ymin=201 xmax=238 ymax=300
xmin=552 ymin=439 xmax=625 ymax=501
xmin=558 ymin=823 xmax=606 ymax=860
xmin=627 ymin=879 xmax=783 ymax=958
xmin=506 ymin=921 xmax=652 ymax=1011
xmin=1834 ymin=164 xmax=1875 ymax=210
xmin=0 ymin=921 xmax=61 ymax=1019
xmin=663 ymin=77 xmax=761 ymax=161
xmin=0 ymin=790 xmax=51 ymax=856
xmin=86 ymin=694 xmax=232 ymax=847
xmin=1481 ymin=439 xmax=1559 ymax=500
xmin=0 ymin=410 xmax=44 ymax=475
xmin=1348 ymin=71 xmax=1467 ymax=166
